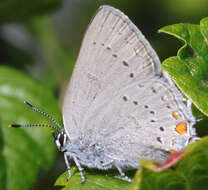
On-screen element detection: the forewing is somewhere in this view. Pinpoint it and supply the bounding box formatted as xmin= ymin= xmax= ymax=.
xmin=63 ymin=6 xmax=162 ymax=138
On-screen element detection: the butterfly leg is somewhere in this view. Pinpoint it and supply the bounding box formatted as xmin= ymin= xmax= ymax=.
xmin=115 ymin=165 xmax=132 ymax=182
xmin=73 ymin=156 xmax=85 ymax=183
xmin=64 ymin=152 xmax=71 ymax=181
xmin=189 ymin=136 xmax=200 ymax=143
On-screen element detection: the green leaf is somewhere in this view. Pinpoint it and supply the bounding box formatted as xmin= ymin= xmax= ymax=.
xmin=0 ymin=123 xmax=6 ymax=190
xmin=55 ymin=168 xmax=131 ymax=190
xmin=159 ymin=18 xmax=208 ymax=116
xmin=200 ymin=17 xmax=208 ymax=41
xmin=0 ymin=0 xmax=61 ymax=24
xmin=0 ymin=66 xmax=61 ymax=190
xmin=132 ymin=137 xmax=208 ymax=190
xmin=128 ymin=169 xmax=142 ymax=190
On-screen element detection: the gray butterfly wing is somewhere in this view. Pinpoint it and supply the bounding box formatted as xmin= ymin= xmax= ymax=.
xmin=84 ymin=77 xmax=195 ymax=165
xmin=63 ymin=6 xmax=196 ymax=164
xmin=63 ymin=5 xmax=162 ymax=136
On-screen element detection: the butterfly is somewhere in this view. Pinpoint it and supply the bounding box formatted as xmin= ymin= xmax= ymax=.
xmin=10 ymin=5 xmax=198 ymax=183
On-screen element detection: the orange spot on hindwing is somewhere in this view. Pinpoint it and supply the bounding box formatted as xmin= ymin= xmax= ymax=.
xmin=172 ymin=112 xmax=180 ymax=120
xmin=168 ymin=149 xmax=177 ymax=154
xmin=176 ymin=122 xmax=187 ymax=135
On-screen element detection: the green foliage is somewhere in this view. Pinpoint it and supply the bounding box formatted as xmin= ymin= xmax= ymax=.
xmin=159 ymin=17 xmax=208 ymax=116
xmin=55 ymin=168 xmax=131 ymax=190
xmin=0 ymin=0 xmax=61 ymax=24
xmin=0 ymin=66 xmax=61 ymax=190
xmin=133 ymin=137 xmax=208 ymax=190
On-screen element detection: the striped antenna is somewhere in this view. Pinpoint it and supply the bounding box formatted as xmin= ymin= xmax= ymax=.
xmin=8 ymin=123 xmax=60 ymax=131
xmin=24 ymin=101 xmax=62 ymax=131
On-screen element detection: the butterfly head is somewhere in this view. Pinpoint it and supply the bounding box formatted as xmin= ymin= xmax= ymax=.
xmin=52 ymin=130 xmax=69 ymax=151
xmin=9 ymin=101 xmax=70 ymax=152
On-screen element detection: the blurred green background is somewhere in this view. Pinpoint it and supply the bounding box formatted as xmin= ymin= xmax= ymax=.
xmin=1 ymin=0 xmax=208 ymax=189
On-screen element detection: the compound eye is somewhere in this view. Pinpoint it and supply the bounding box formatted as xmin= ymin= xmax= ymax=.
xmin=58 ymin=133 xmax=65 ymax=147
